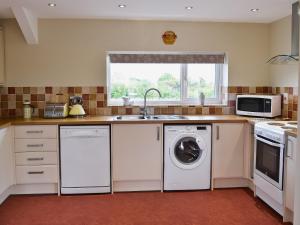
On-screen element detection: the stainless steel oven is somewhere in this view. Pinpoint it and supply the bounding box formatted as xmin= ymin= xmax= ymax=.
xmin=254 ymin=135 xmax=284 ymax=190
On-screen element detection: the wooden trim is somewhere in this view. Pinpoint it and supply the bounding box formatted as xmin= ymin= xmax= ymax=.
xmin=0 ymin=185 xmax=13 ymax=204
xmin=12 ymin=183 xmax=58 ymax=195
xmin=213 ymin=177 xmax=251 ymax=189
xmin=283 ymin=207 xmax=294 ymax=223
xmin=113 ymin=180 xmax=161 ymax=192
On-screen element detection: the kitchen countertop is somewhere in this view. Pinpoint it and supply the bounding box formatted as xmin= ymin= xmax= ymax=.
xmin=245 ymin=116 xmax=290 ymax=125
xmin=0 ymin=115 xmax=297 ymax=137
xmin=0 ymin=120 xmax=11 ymax=129
xmin=0 ymin=115 xmax=248 ymax=126
xmin=285 ymin=129 xmax=298 ymax=138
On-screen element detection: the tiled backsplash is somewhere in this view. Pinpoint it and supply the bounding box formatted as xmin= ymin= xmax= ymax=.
xmin=0 ymin=86 xmax=298 ymax=120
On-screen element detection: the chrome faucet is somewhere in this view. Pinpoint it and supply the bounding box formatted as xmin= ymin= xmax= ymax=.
xmin=142 ymin=88 xmax=162 ymax=118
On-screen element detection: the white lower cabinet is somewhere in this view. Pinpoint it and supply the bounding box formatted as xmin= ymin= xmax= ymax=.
xmin=15 ymin=139 xmax=57 ymax=153
xmin=14 ymin=125 xmax=59 ymax=194
xmin=285 ymin=135 xmax=297 ymax=213
xmin=16 ymin=165 xmax=58 ymax=184
xmin=112 ymin=124 xmax=162 ymax=192
xmin=15 ymin=152 xmax=58 ymax=166
xmin=14 ymin=125 xmax=57 ymax=139
xmin=212 ymin=123 xmax=247 ymax=188
xmin=0 ymin=127 xmax=14 ymax=203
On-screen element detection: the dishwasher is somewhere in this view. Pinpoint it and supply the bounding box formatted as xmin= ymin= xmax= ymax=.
xmin=60 ymin=126 xmax=111 ymax=194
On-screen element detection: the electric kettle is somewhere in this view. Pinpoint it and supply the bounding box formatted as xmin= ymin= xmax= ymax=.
xmin=69 ymin=96 xmax=86 ymax=117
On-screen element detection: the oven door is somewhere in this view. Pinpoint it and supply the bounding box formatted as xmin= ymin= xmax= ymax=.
xmin=254 ymin=135 xmax=284 ymax=190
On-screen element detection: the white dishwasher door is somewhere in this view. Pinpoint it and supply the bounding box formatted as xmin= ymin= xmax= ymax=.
xmin=60 ymin=126 xmax=110 ymax=194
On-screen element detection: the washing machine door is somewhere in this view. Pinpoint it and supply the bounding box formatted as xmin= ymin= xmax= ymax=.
xmin=170 ymin=134 xmax=207 ymax=170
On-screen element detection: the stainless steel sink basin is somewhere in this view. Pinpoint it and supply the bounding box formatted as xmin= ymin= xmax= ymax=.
xmin=115 ymin=115 xmax=146 ymax=120
xmin=114 ymin=115 xmax=187 ymax=121
xmin=152 ymin=115 xmax=187 ymax=120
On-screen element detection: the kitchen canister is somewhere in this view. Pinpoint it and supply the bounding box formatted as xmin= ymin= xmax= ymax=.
xmin=23 ymin=100 xmax=34 ymax=119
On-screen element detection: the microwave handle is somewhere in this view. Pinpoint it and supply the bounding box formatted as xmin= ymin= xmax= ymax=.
xmin=255 ymin=135 xmax=284 ymax=148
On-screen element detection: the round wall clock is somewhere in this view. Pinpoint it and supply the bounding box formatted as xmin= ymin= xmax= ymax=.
xmin=162 ymin=31 xmax=177 ymax=45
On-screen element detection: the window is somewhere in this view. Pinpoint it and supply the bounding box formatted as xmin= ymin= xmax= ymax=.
xmin=107 ymin=52 xmax=227 ymax=106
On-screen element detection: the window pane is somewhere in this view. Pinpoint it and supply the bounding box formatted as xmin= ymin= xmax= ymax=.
xmin=110 ymin=63 xmax=181 ymax=101
xmin=187 ymin=64 xmax=216 ymax=99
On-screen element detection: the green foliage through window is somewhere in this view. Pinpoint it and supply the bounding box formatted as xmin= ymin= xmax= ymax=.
xmin=108 ymin=63 xmax=220 ymax=105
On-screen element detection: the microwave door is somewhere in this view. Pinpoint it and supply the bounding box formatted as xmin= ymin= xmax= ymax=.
xmin=237 ymin=98 xmax=265 ymax=112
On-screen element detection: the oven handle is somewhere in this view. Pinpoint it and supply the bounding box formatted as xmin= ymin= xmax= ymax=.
xmin=255 ymin=135 xmax=284 ymax=148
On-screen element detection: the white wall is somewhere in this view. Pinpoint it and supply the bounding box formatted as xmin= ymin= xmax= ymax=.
xmin=294 ymin=52 xmax=300 ymax=225
xmin=269 ymin=16 xmax=298 ymax=87
xmin=2 ymin=19 xmax=270 ymax=87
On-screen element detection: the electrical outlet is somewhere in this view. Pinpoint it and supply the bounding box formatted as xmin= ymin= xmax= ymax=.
xmin=282 ymin=93 xmax=288 ymax=104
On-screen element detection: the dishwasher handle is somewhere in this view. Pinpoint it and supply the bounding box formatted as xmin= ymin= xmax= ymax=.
xmin=61 ymin=130 xmax=108 ymax=138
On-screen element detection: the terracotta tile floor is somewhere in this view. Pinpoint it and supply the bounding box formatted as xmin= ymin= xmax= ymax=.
xmin=0 ymin=188 xmax=290 ymax=225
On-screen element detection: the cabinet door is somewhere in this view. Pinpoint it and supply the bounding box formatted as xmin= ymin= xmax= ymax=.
xmin=285 ymin=136 xmax=297 ymax=211
xmin=0 ymin=28 xmax=4 ymax=85
xmin=213 ymin=123 xmax=245 ymax=178
xmin=0 ymin=127 xmax=14 ymax=195
xmin=112 ymin=124 xmax=162 ymax=181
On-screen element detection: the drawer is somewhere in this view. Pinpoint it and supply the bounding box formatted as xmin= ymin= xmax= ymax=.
xmin=16 ymin=152 xmax=58 ymax=166
xmin=16 ymin=165 xmax=58 ymax=184
xmin=15 ymin=125 xmax=57 ymax=139
xmin=15 ymin=139 xmax=57 ymax=152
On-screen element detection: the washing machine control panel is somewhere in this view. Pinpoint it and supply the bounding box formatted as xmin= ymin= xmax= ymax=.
xmin=166 ymin=125 xmax=209 ymax=132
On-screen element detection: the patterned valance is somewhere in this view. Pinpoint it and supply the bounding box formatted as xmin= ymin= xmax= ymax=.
xmin=108 ymin=53 xmax=226 ymax=64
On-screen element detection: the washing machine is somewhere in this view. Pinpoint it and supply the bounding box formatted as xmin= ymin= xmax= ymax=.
xmin=164 ymin=125 xmax=211 ymax=191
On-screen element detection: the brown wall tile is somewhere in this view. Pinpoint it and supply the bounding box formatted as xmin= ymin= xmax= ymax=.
xmin=8 ymin=87 xmax=15 ymax=94
xmin=75 ymin=87 xmax=82 ymax=94
xmin=68 ymin=87 xmax=75 ymax=94
xmin=16 ymin=95 xmax=23 ymax=101
xmin=97 ymin=87 xmax=104 ymax=93
xmin=242 ymin=87 xmax=249 ymax=94
xmin=31 ymin=94 xmax=38 ymax=101
xmin=89 ymin=94 xmax=96 ymax=100
xmin=45 ymin=87 xmax=53 ymax=94
xmin=1 ymin=94 xmax=8 ymax=101
xmin=228 ymin=87 xmax=237 ymax=93
xmin=82 ymin=94 xmax=89 ymax=101
xmin=37 ymin=94 xmax=45 ymax=101
xmin=126 ymin=108 xmax=133 ymax=114
xmin=256 ymin=87 xmax=263 ymax=93
xmin=0 ymin=85 xmax=298 ymax=119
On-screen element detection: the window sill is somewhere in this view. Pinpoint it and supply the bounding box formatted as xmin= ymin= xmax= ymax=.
xmin=107 ymin=103 xmax=228 ymax=107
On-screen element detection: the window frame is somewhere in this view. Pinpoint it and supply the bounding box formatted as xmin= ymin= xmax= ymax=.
xmin=106 ymin=52 xmax=224 ymax=106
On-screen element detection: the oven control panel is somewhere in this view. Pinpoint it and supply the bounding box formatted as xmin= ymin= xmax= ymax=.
xmin=255 ymin=127 xmax=284 ymax=144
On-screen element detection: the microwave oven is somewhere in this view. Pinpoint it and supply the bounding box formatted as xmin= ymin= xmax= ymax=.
xmin=236 ymin=95 xmax=281 ymax=118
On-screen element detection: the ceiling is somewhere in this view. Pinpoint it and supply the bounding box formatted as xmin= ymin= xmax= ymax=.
xmin=0 ymin=0 xmax=295 ymax=23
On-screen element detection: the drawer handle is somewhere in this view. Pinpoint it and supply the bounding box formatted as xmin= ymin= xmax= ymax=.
xmin=216 ymin=125 xmax=220 ymax=140
xmin=26 ymin=130 xmax=43 ymax=134
xmin=27 ymin=144 xmax=44 ymax=148
xmin=27 ymin=157 xmax=44 ymax=161
xmin=28 ymin=171 xmax=44 ymax=175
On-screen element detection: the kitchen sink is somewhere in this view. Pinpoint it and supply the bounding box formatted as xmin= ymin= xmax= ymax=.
xmin=114 ymin=115 xmax=187 ymax=120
